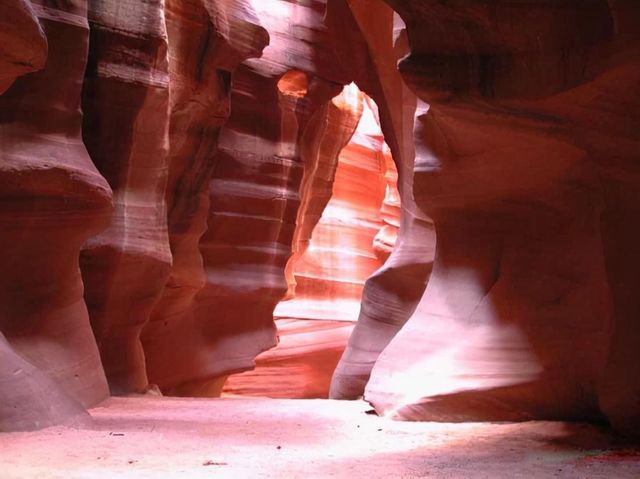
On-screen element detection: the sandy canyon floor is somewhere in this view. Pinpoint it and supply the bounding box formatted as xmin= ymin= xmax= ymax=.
xmin=1 ymin=396 xmax=639 ymax=478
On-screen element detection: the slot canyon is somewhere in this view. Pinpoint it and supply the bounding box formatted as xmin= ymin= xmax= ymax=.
xmin=0 ymin=0 xmax=639 ymax=477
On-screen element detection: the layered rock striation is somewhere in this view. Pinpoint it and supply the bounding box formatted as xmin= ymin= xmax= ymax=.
xmin=276 ymin=88 xmax=396 ymax=323
xmin=0 ymin=0 xmax=268 ymax=428
xmin=142 ymin=0 xmax=355 ymax=395
xmin=329 ymin=0 xmax=436 ymax=400
xmin=225 ymin=85 xmax=403 ymax=398
xmin=0 ymin=0 xmax=112 ymax=430
xmin=140 ymin=0 xmax=269 ymax=396
xmin=80 ymin=0 xmax=172 ymax=395
xmin=0 ymin=0 xmax=638 ymax=438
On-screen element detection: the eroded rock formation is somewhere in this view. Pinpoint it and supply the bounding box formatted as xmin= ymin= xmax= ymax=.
xmin=276 ymin=88 xmax=396 ymax=323
xmin=0 ymin=0 xmax=46 ymax=94
xmin=0 ymin=0 xmax=268 ymax=428
xmin=329 ymin=0 xmax=436 ymax=400
xmin=140 ymin=0 xmax=269 ymax=396
xmin=225 ymin=85 xmax=403 ymax=398
xmin=79 ymin=0 xmax=172 ymax=394
xmin=0 ymin=0 xmax=112 ymax=430
xmin=1 ymin=0 xmax=639 ymax=438
xmin=361 ymin=0 xmax=640 ymax=434
xmin=142 ymin=0 xmax=355 ymax=396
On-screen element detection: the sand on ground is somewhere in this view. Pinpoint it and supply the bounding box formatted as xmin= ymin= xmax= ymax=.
xmin=1 ymin=396 xmax=639 ymax=478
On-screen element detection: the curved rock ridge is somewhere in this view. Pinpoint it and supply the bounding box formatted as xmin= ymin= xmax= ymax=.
xmin=363 ymin=0 xmax=640 ymax=434
xmin=139 ymin=0 xmax=269 ymax=397
xmin=329 ymin=0 xmax=436 ymax=400
xmin=0 ymin=0 xmax=112 ymax=431
xmin=0 ymin=0 xmax=47 ymax=94
xmin=0 ymin=0 xmax=638 ymax=437
xmin=0 ymin=0 xmax=269 ymax=428
xmin=77 ymin=0 xmax=268 ymax=396
xmin=373 ymin=140 xmax=401 ymax=262
xmin=281 ymin=83 xmax=364 ymax=304
xmin=79 ymin=0 xmax=172 ymax=395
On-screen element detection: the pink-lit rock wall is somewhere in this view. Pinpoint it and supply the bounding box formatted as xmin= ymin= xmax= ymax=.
xmin=79 ymin=0 xmax=172 ymax=395
xmin=225 ymin=85 xmax=402 ymax=398
xmin=0 ymin=0 xmax=267 ymax=428
xmin=282 ymin=85 xmax=364 ymax=303
xmin=329 ymin=0 xmax=436 ymax=400
xmin=142 ymin=0 xmax=357 ymax=396
xmin=141 ymin=0 xmax=269 ymax=396
xmin=362 ymin=0 xmax=640 ymax=435
xmin=373 ymin=141 xmax=401 ymax=262
xmin=80 ymin=0 xmax=268 ymax=397
xmin=0 ymin=0 xmax=639 ymax=438
xmin=0 ymin=0 xmax=112 ymax=430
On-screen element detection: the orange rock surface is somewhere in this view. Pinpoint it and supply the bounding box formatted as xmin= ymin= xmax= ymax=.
xmin=226 ymin=85 xmax=402 ymax=398
xmin=276 ymin=86 xmax=399 ymax=323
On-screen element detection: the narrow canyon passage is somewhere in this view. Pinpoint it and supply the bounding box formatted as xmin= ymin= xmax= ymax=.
xmin=223 ymin=86 xmax=403 ymax=398
xmin=1 ymin=0 xmax=640 ymax=477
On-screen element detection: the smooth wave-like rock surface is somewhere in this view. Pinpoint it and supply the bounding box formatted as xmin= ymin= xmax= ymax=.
xmin=364 ymin=0 xmax=640 ymax=434
xmin=80 ymin=0 xmax=172 ymax=395
xmin=226 ymin=85 xmax=402 ymax=398
xmin=142 ymin=0 xmax=355 ymax=395
xmin=0 ymin=0 xmax=112 ymax=430
xmin=0 ymin=0 xmax=46 ymax=94
xmin=0 ymin=0 xmax=638 ymax=438
xmin=140 ymin=0 xmax=268 ymax=396
xmin=329 ymin=0 xmax=436 ymax=400
xmin=0 ymin=0 xmax=268 ymax=427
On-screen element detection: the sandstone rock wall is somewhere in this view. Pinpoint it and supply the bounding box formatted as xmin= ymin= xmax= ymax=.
xmin=362 ymin=0 xmax=640 ymax=434
xmin=80 ymin=0 xmax=172 ymax=395
xmin=224 ymin=85 xmax=403 ymax=398
xmin=142 ymin=0 xmax=356 ymax=396
xmin=0 ymin=0 xmax=267 ymax=428
xmin=0 ymin=0 xmax=47 ymax=94
xmin=0 ymin=0 xmax=638 ymax=438
xmin=79 ymin=0 xmax=268 ymax=397
xmin=141 ymin=0 xmax=269 ymax=396
xmin=329 ymin=0 xmax=436 ymax=400
xmin=0 ymin=0 xmax=112 ymax=430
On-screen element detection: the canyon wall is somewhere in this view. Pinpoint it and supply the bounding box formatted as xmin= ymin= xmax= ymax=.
xmin=79 ymin=0 xmax=172 ymax=395
xmin=2 ymin=0 xmax=379 ymax=425
xmin=224 ymin=85 xmax=403 ymax=398
xmin=141 ymin=0 xmax=361 ymax=396
xmin=79 ymin=0 xmax=268 ymax=397
xmin=0 ymin=0 xmax=112 ymax=430
xmin=0 ymin=0 xmax=268 ymax=429
xmin=223 ymin=85 xmax=364 ymax=399
xmin=361 ymin=0 xmax=640 ymax=435
xmin=276 ymin=90 xmax=395 ymax=324
xmin=0 ymin=0 xmax=638 ymax=437
xmin=329 ymin=0 xmax=436 ymax=400
xmin=141 ymin=0 xmax=269 ymax=396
